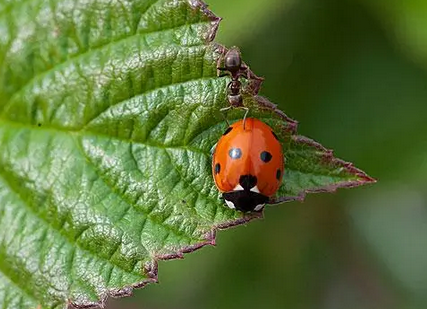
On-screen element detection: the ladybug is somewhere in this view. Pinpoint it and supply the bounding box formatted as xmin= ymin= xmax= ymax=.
xmin=212 ymin=118 xmax=284 ymax=212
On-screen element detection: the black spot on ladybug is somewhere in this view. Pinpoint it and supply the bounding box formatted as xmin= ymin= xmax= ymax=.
xmin=271 ymin=130 xmax=279 ymax=141
xmin=229 ymin=148 xmax=242 ymax=159
xmin=215 ymin=163 xmax=221 ymax=174
xmin=223 ymin=127 xmax=232 ymax=135
xmin=239 ymin=174 xmax=257 ymax=190
xmin=276 ymin=169 xmax=281 ymax=180
xmin=260 ymin=151 xmax=272 ymax=163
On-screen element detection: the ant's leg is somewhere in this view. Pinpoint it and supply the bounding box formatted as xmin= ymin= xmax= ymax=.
xmin=219 ymin=106 xmax=233 ymax=112
xmin=219 ymin=106 xmax=232 ymax=127
xmin=226 ymin=81 xmax=232 ymax=93
xmin=217 ymin=67 xmax=230 ymax=77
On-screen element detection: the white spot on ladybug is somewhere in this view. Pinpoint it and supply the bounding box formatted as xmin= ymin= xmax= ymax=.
xmin=250 ymin=186 xmax=260 ymax=193
xmin=225 ymin=200 xmax=236 ymax=209
xmin=254 ymin=204 xmax=265 ymax=211
xmin=233 ymin=184 xmax=244 ymax=191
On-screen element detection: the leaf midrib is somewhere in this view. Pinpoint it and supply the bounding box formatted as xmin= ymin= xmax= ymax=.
xmin=0 ymin=119 xmax=209 ymax=156
xmin=0 ymin=119 xmax=214 ymax=254
xmin=0 ymin=131 xmax=211 ymax=303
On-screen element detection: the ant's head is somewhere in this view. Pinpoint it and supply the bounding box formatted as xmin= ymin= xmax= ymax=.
xmin=224 ymin=47 xmax=242 ymax=75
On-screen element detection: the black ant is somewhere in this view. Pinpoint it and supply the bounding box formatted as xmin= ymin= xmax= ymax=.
xmin=217 ymin=47 xmax=250 ymax=126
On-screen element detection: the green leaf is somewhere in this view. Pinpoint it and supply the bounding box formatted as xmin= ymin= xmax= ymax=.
xmin=0 ymin=0 xmax=374 ymax=308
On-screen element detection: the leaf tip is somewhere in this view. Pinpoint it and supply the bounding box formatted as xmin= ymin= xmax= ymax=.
xmin=294 ymin=134 xmax=376 ymax=186
xmin=188 ymin=0 xmax=222 ymax=42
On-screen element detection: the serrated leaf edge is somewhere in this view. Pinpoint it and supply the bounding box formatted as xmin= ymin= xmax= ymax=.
xmin=271 ymin=134 xmax=376 ymax=204
xmin=40 ymin=0 xmax=376 ymax=307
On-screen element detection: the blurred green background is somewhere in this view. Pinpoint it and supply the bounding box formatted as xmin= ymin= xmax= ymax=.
xmin=110 ymin=0 xmax=427 ymax=308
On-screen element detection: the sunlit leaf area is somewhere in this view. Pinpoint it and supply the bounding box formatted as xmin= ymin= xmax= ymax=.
xmin=1 ymin=0 xmax=422 ymax=308
xmin=110 ymin=0 xmax=427 ymax=308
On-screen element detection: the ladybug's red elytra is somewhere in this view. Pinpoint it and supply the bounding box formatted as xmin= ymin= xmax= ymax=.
xmin=212 ymin=118 xmax=284 ymax=212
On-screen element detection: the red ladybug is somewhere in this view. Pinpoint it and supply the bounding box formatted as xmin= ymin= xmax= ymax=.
xmin=212 ymin=118 xmax=284 ymax=212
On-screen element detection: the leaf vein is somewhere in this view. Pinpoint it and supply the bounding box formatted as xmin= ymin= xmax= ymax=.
xmin=73 ymin=137 xmax=196 ymax=249
xmin=0 ymin=171 xmax=143 ymax=285
xmin=4 ymin=21 xmax=211 ymax=113
xmin=163 ymin=148 xmax=218 ymax=221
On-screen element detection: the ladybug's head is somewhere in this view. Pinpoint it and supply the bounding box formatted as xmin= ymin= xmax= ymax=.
xmin=223 ymin=190 xmax=269 ymax=212
xmin=222 ymin=175 xmax=269 ymax=212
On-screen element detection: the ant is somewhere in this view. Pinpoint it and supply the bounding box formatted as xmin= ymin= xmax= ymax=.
xmin=217 ymin=47 xmax=250 ymax=126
